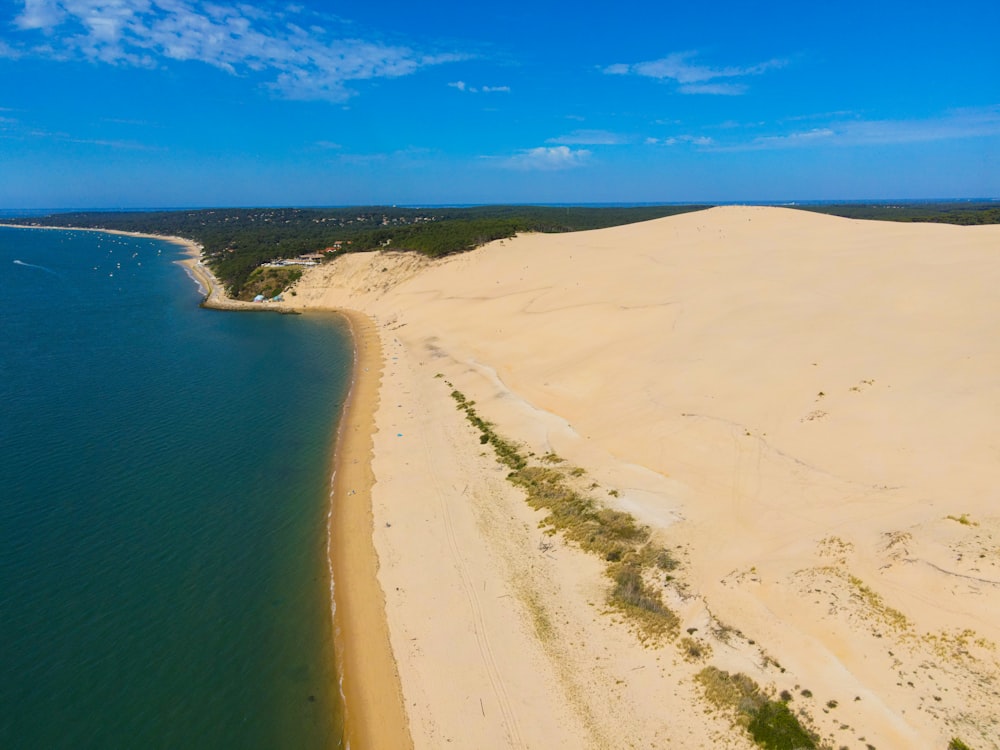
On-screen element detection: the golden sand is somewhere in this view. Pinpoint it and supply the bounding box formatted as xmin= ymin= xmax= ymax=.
xmin=283 ymin=206 xmax=1000 ymax=749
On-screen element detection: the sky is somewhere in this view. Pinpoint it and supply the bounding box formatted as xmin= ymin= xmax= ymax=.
xmin=1 ymin=0 xmax=998 ymax=208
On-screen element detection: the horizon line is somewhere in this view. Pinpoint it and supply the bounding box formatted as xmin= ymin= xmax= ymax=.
xmin=2 ymin=197 xmax=998 ymax=216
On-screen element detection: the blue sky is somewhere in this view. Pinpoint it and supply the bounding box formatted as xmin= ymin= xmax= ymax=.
xmin=1 ymin=0 xmax=998 ymax=207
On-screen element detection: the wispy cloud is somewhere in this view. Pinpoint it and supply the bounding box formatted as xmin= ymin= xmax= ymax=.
xmin=832 ymin=107 xmax=1000 ymax=145
xmin=10 ymin=0 xmax=465 ymax=101
xmin=448 ymin=80 xmax=510 ymax=93
xmin=2 ymin=121 xmax=161 ymax=149
xmin=604 ymin=51 xmax=784 ymax=95
xmin=715 ymin=106 xmax=1000 ymax=150
xmin=782 ymin=110 xmax=856 ymax=123
xmin=546 ymin=129 xmax=627 ymax=145
xmin=0 ymin=39 xmax=22 ymax=58
xmin=101 ymin=117 xmax=158 ymax=128
xmin=335 ymin=146 xmax=434 ymax=166
xmin=748 ymin=128 xmax=836 ymax=148
xmin=498 ymin=146 xmax=591 ymax=170
xmin=337 ymin=152 xmax=389 ymax=165
xmin=65 ymin=136 xmax=163 ymax=150
xmin=677 ymin=83 xmax=746 ymax=96
xmin=645 ymin=134 xmax=714 ymax=147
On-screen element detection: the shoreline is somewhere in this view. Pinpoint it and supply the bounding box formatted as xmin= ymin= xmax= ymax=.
xmin=170 ymin=233 xmax=411 ymax=747
xmin=167 ymin=232 xmax=413 ymax=747
xmin=168 ymin=233 xmax=412 ymax=747
xmin=327 ymin=310 xmax=412 ymax=750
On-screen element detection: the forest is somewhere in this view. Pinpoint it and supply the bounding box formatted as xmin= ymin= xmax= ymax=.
xmin=3 ymin=202 xmax=997 ymax=298
xmin=797 ymin=201 xmax=1000 ymax=224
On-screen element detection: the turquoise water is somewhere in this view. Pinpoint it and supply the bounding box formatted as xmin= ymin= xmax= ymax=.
xmin=0 ymin=228 xmax=350 ymax=748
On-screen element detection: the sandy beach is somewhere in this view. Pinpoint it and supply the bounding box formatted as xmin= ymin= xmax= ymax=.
xmin=280 ymin=206 xmax=1000 ymax=750
xmin=327 ymin=309 xmax=412 ymax=749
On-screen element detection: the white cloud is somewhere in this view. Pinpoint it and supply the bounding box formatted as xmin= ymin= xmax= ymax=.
xmin=604 ymin=51 xmax=784 ymax=94
xmin=504 ymin=145 xmax=590 ymax=170
xmin=546 ymin=129 xmax=626 ymax=145
xmin=448 ymin=80 xmax=467 ymax=91
xmin=10 ymin=0 xmax=465 ymax=101
xmin=14 ymin=0 xmax=66 ymax=30
xmin=480 ymin=85 xmax=509 ymax=93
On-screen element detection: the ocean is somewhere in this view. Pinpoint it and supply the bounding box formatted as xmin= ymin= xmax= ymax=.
xmin=0 ymin=227 xmax=350 ymax=748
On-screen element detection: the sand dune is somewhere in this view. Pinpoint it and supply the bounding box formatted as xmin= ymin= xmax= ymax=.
xmin=292 ymin=206 xmax=1000 ymax=749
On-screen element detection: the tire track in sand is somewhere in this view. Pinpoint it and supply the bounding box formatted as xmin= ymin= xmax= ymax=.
xmin=419 ymin=423 xmax=525 ymax=748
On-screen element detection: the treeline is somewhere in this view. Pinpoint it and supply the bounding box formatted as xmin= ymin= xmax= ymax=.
xmin=351 ymin=218 xmax=524 ymax=256
xmin=798 ymin=202 xmax=1000 ymax=225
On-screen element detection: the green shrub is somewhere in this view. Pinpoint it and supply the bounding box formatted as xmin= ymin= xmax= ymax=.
xmin=748 ymin=701 xmax=816 ymax=750
xmin=697 ymin=668 xmax=816 ymax=750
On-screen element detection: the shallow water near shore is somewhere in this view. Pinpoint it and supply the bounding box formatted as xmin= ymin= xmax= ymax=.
xmin=0 ymin=227 xmax=350 ymax=748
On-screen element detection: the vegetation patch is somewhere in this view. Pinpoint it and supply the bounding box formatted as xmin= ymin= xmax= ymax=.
xmin=846 ymin=574 xmax=910 ymax=632
xmin=697 ymin=667 xmax=818 ymax=750
xmin=680 ymin=636 xmax=710 ymax=661
xmin=236 ymin=266 xmax=301 ymax=301
xmin=449 ymin=384 xmax=679 ymax=640
xmin=449 ymin=390 xmax=526 ymax=470
xmin=946 ymin=513 xmax=978 ymax=527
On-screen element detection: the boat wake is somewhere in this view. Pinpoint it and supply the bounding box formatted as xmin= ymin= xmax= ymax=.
xmin=13 ymin=259 xmax=60 ymax=276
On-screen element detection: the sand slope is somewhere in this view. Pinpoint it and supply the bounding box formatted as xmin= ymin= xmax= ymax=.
xmin=293 ymin=206 xmax=1000 ymax=749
